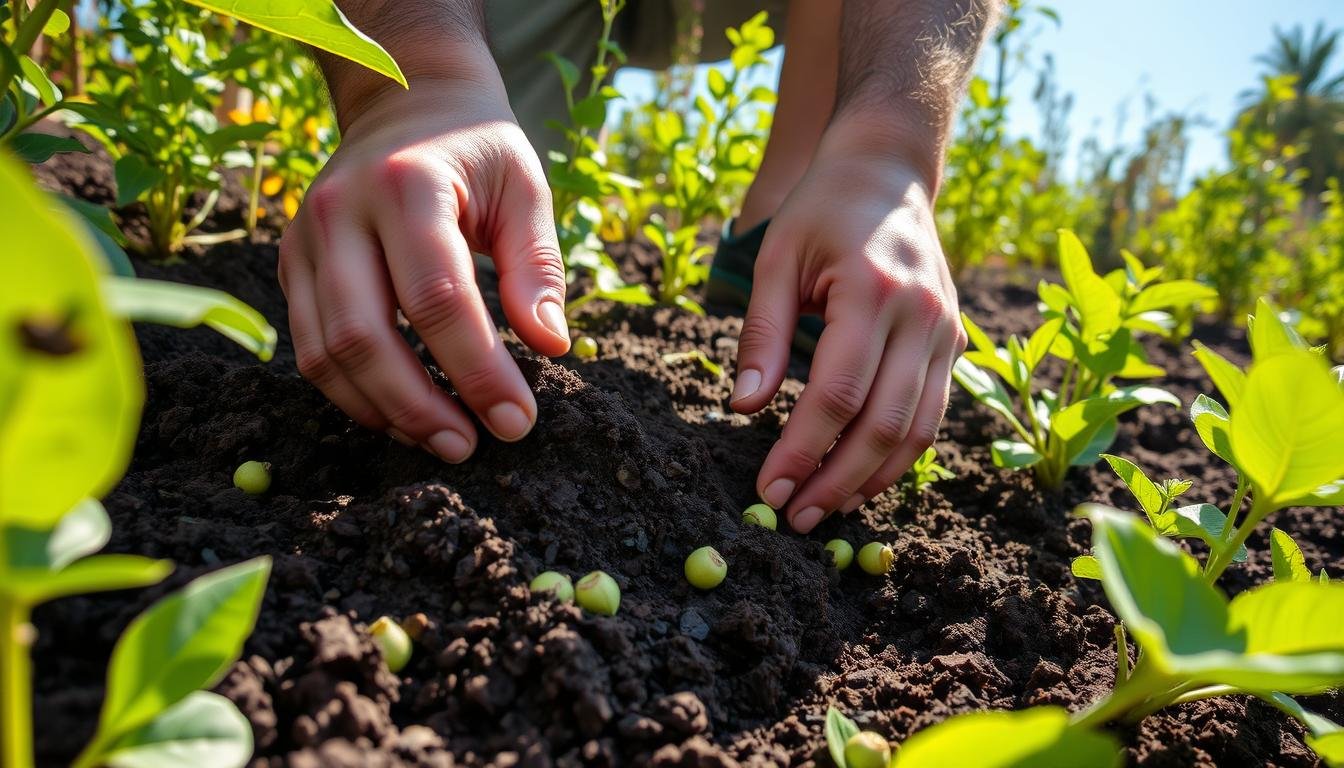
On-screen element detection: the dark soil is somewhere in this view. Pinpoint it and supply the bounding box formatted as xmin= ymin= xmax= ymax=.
xmin=27 ymin=147 xmax=1344 ymax=767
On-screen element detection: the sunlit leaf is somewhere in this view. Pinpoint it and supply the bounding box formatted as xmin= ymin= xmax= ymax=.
xmin=893 ymin=707 xmax=1121 ymax=768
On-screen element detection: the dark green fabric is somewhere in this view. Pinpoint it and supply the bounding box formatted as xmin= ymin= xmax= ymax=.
xmin=707 ymin=218 xmax=823 ymax=355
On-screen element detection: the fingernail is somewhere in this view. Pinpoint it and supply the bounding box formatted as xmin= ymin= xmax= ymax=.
xmin=538 ymin=300 xmax=568 ymax=342
xmin=427 ymin=430 xmax=472 ymax=463
xmin=762 ymin=477 xmax=795 ymax=508
xmin=792 ymin=506 xmax=824 ymax=533
xmin=488 ymin=401 xmax=532 ymax=441
xmin=731 ymin=368 xmax=762 ymax=403
xmin=842 ymin=493 xmax=865 ymax=513
xmin=387 ymin=428 xmax=415 ymax=447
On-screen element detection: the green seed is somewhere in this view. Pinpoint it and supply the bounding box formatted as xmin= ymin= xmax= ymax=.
xmin=370 ymin=616 xmax=412 ymax=673
xmin=824 ymin=539 xmax=854 ymax=571
xmin=742 ymin=503 xmax=777 ymax=530
xmin=844 ymin=731 xmax=891 ymax=768
xmin=530 ymin=571 xmax=574 ymax=603
xmin=575 ymin=570 xmax=621 ymax=615
xmin=684 ymin=546 xmax=727 ymax=590
xmin=857 ymin=542 xmax=894 ymax=575
xmin=574 ymin=336 xmax=599 ymax=360
xmin=233 ymin=460 xmax=271 ymax=495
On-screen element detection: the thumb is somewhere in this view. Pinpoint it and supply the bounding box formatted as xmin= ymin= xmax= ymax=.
xmin=731 ymin=229 xmax=799 ymax=414
xmin=493 ymin=159 xmax=570 ymax=357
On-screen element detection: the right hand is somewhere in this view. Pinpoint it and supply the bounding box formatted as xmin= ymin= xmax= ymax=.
xmin=278 ymin=74 xmax=569 ymax=463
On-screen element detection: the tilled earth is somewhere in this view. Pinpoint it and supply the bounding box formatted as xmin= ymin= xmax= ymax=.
xmin=28 ymin=145 xmax=1344 ymax=766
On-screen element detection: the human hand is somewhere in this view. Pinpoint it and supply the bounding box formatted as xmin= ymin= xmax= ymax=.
xmin=278 ymin=73 xmax=569 ymax=463
xmin=730 ymin=121 xmax=967 ymax=533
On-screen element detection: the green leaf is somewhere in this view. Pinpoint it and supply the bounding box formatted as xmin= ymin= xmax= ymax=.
xmin=19 ymin=55 xmax=59 ymax=106
xmin=1249 ymin=297 xmax=1307 ymax=361
xmin=0 ymin=154 xmax=142 ymax=529
xmin=44 ymin=498 xmax=111 ymax=569
xmin=1263 ymin=692 xmax=1344 ymax=766
xmin=1053 ymin=387 xmax=1179 ymax=468
xmin=1127 ymin=281 xmax=1217 ymax=316
xmin=1190 ymin=395 xmax=1233 ymax=463
xmin=952 ymin=357 xmax=1027 ymax=436
xmin=1071 ymin=417 xmax=1119 ymax=467
xmin=1101 ymin=454 xmax=1164 ymax=523
xmin=1057 ymin=229 xmax=1120 ymax=342
xmin=991 ymin=439 xmax=1042 ymax=469
xmin=44 ymin=8 xmax=71 ymax=35
xmin=1281 ymin=478 xmax=1344 ymax=508
xmin=570 ymin=94 xmax=607 ymax=130
xmin=1170 ymin=504 xmax=1245 ymax=562
xmin=13 ymin=132 xmax=88 ymax=164
xmin=1192 ymin=343 xmax=1246 ymax=409
xmin=543 ymin=52 xmax=580 ymax=94
xmin=85 ymin=557 xmax=271 ymax=755
xmin=183 ymin=0 xmax=405 ymax=87
xmin=824 ymin=706 xmax=859 ymax=768
xmin=892 ymin=707 xmax=1121 ymax=768
xmin=1025 ymin=317 xmax=1063 ymax=371
xmin=1071 ymin=555 xmax=1102 ymax=580
xmin=707 ymin=68 xmax=728 ymax=100
xmin=114 ymin=155 xmax=165 ymax=207
xmin=1271 ymin=528 xmax=1312 ymax=583
xmin=103 ymin=278 xmax=276 ymax=362
xmin=5 ymin=555 xmax=171 ymax=604
xmin=1229 ymin=581 xmax=1344 ymax=656
xmin=1229 ymin=350 xmax=1344 ymax=505
xmin=101 ymin=691 xmax=252 ymax=768
xmin=1309 ymin=733 xmax=1344 ymax=767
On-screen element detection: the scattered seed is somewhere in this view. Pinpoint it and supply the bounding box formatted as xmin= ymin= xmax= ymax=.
xmin=742 ymin=503 xmax=777 ymax=530
xmin=844 ymin=731 xmax=892 ymax=768
xmin=233 ymin=460 xmax=271 ymax=495
xmin=575 ymin=570 xmax=621 ymax=615
xmin=684 ymin=546 xmax=728 ymax=590
xmin=574 ymin=335 xmax=599 ymax=360
xmin=370 ymin=616 xmax=412 ymax=673
xmin=529 ymin=571 xmax=575 ymax=603
xmin=824 ymin=539 xmax=854 ymax=571
xmin=857 ymin=542 xmax=894 ymax=575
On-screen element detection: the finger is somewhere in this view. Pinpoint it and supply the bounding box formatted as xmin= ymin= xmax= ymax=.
xmin=278 ymin=238 xmax=387 ymax=434
xmin=784 ymin=331 xmax=931 ymax=530
xmin=730 ymin=230 xmax=800 ymax=414
xmin=311 ymin=214 xmax=479 ymax=463
xmin=375 ymin=159 xmax=538 ymax=442
xmin=854 ymin=346 xmax=954 ymax=501
xmin=491 ymin=159 xmax=570 ymax=357
xmin=754 ymin=301 xmax=888 ymax=515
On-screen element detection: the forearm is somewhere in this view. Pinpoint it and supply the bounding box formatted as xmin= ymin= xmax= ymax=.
xmin=831 ymin=0 xmax=1002 ymax=190
xmin=321 ymin=0 xmax=500 ymax=129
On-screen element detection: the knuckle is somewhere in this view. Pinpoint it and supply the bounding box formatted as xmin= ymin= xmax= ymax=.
xmin=323 ymin=317 xmax=381 ymax=369
xmin=379 ymin=151 xmax=434 ymax=198
xmin=813 ymin=372 xmax=867 ymax=425
xmin=738 ymin=311 xmax=786 ymax=355
xmin=401 ymin=276 xmax=473 ymax=337
xmin=304 ymin=178 xmax=347 ymax=231
xmin=379 ymin=391 xmax=436 ymax=430
xmin=867 ymin=405 xmax=915 ymax=454
xmin=295 ymin=347 xmax=336 ymax=384
xmin=910 ymin=419 xmax=940 ymax=451
xmin=521 ymin=246 xmax=567 ymax=294
xmin=448 ymin=363 xmax=499 ymax=397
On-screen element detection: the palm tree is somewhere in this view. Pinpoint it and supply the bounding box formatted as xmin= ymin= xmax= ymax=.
xmin=1240 ymin=22 xmax=1344 ymax=197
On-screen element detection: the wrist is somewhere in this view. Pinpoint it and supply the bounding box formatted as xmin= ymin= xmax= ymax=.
xmin=322 ymin=40 xmax=504 ymax=133
xmin=822 ymin=104 xmax=947 ymax=195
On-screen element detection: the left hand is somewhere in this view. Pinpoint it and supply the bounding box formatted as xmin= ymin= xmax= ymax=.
xmin=729 ymin=122 xmax=967 ymax=533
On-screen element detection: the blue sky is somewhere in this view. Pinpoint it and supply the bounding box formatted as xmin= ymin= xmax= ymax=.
xmin=614 ymin=0 xmax=1344 ymax=183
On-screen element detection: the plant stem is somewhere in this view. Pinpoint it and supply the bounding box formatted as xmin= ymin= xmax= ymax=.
xmin=1071 ymin=662 xmax=1167 ymax=730
xmin=0 ymin=596 xmax=34 ymax=768
xmin=246 ymin=143 xmax=264 ymax=233
xmin=1222 ymin=475 xmax=1248 ymax=540
xmin=1124 ymin=684 xmax=1234 ymax=724
xmin=1204 ymin=496 xmax=1273 ymax=584
xmin=1114 ymin=623 xmax=1130 ymax=684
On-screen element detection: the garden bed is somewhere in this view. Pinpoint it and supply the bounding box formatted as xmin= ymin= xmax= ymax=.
xmin=29 ymin=148 xmax=1344 ymax=767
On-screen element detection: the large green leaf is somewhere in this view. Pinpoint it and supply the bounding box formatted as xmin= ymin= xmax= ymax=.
xmin=84 ymin=557 xmax=271 ymax=756
xmin=991 ymin=439 xmax=1042 ymax=469
xmin=5 ymin=555 xmax=171 ymax=604
xmin=1127 ymin=280 xmax=1217 ymax=316
xmin=1057 ymin=230 xmax=1121 ymax=343
xmin=1248 ymin=298 xmax=1308 ymax=361
xmin=113 ymin=155 xmax=164 ymax=207
xmin=3 ymin=498 xmax=109 ymax=571
xmin=101 ymin=692 xmax=252 ymax=768
xmin=1190 ymin=394 xmax=1233 ymax=464
xmin=184 ymin=0 xmax=405 ymax=87
xmin=892 ymin=707 xmax=1121 ymax=768
xmin=0 ymin=154 xmax=142 ymax=529
xmin=1229 ymin=350 xmax=1344 ymax=505
xmin=103 ymin=278 xmax=276 ymax=361
xmin=1192 ymin=343 xmax=1246 ymax=409
xmin=1229 ymin=582 xmax=1344 ymax=656
xmin=952 ymin=357 xmax=1026 ymax=435
xmin=13 ymin=132 xmax=89 ymax=164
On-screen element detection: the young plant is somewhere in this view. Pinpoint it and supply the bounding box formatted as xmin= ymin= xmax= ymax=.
xmin=1 ymin=153 xmax=274 ymax=768
xmin=0 ymin=1 xmax=89 ymax=164
xmin=953 ymin=229 xmax=1213 ymax=489
xmin=901 ymin=447 xmax=955 ymax=495
xmin=823 ymin=705 xmax=1119 ymax=768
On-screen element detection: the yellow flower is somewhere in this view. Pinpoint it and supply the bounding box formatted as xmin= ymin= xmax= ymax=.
xmin=251 ymin=100 xmax=273 ymax=124
xmin=303 ymin=116 xmax=320 ymax=140
xmin=283 ymin=190 xmax=301 ymax=219
xmin=261 ymin=175 xmax=284 ymax=196
xmin=227 ymin=107 xmax=250 ymax=126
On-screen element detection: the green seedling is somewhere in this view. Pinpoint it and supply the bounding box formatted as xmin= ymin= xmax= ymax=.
xmin=953 ymin=230 xmax=1211 ymax=489
xmin=903 ymin=446 xmax=955 ymax=494
xmin=684 ymin=546 xmax=727 ymax=590
xmin=233 ymin=460 xmax=271 ymax=495
xmin=843 ymin=731 xmax=891 ymax=768
xmin=529 ymin=571 xmax=575 ymax=603
xmin=742 ymin=503 xmax=777 ymax=530
xmin=824 ymin=540 xmax=854 ymax=571
xmin=573 ymin=335 xmax=599 ymax=360
xmin=662 ymin=349 xmax=725 ymax=379
xmin=369 ymin=616 xmax=412 ymax=673
xmin=575 ymin=570 xmax=621 ymax=616
xmin=857 ymin=543 xmax=894 ymax=576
